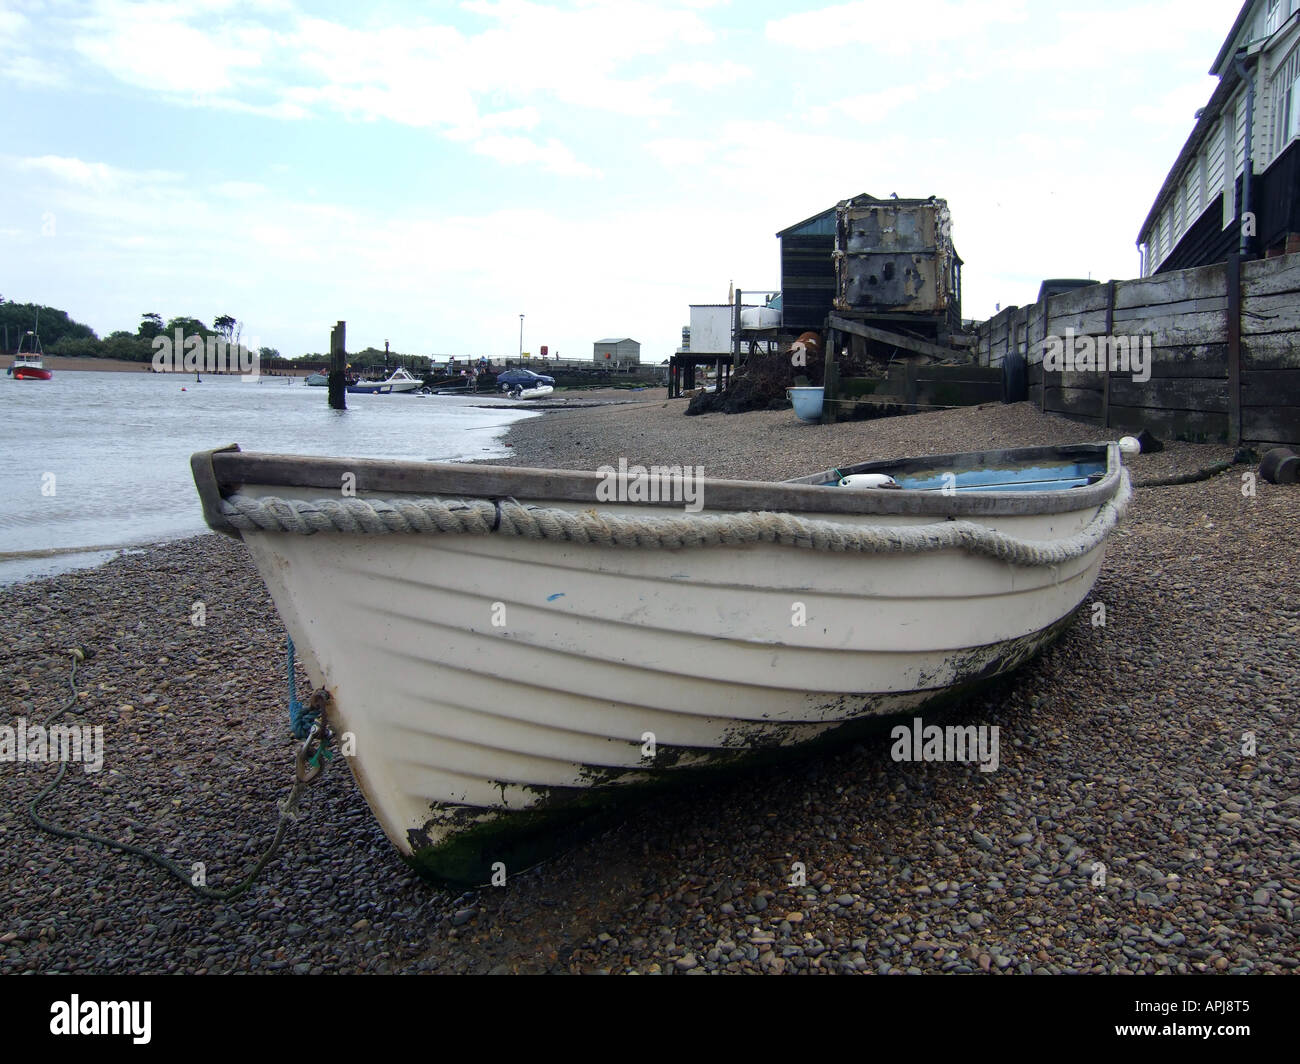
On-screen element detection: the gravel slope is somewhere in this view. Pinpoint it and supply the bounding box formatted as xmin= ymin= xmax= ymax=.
xmin=1 ymin=402 xmax=1295 ymax=975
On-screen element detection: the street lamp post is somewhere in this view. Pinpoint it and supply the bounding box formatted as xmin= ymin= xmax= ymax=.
xmin=519 ymin=314 xmax=524 ymax=361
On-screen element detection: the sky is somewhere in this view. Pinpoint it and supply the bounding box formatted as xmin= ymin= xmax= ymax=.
xmin=1 ymin=0 xmax=1240 ymax=362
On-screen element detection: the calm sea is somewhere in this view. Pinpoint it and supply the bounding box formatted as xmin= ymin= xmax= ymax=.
xmin=0 ymin=370 xmax=539 ymax=585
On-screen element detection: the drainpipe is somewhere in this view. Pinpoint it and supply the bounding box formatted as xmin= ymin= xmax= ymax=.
xmin=1234 ymin=50 xmax=1256 ymax=257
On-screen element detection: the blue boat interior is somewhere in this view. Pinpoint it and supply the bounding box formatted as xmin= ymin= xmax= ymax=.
xmin=788 ymin=445 xmax=1112 ymax=494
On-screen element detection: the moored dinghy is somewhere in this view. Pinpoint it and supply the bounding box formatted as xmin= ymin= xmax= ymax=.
xmin=191 ymin=442 xmax=1130 ymax=882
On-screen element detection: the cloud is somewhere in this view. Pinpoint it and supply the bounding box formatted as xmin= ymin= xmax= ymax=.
xmin=832 ymin=77 xmax=953 ymax=122
xmin=767 ymin=0 xmax=1028 ymax=50
xmin=14 ymin=154 xmax=181 ymax=191
xmin=54 ymin=1 xmax=745 ymax=179
xmin=4 ymin=54 xmax=65 ymax=88
xmin=655 ymin=60 xmax=751 ymax=90
xmin=471 ymin=135 xmax=602 ymax=178
xmin=72 ymin=3 xmax=270 ymax=93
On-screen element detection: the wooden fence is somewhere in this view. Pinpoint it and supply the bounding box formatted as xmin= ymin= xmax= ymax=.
xmin=973 ymin=252 xmax=1300 ymax=446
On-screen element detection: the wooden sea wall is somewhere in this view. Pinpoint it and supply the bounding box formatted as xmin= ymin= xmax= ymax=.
xmin=973 ymin=253 xmax=1300 ymax=446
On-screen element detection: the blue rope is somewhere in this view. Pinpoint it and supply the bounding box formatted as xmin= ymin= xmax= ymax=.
xmin=287 ymin=636 xmax=318 ymax=739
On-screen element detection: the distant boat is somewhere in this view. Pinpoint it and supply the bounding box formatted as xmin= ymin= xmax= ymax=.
xmin=7 ymin=330 xmax=51 ymax=381
xmin=349 ymin=368 xmax=423 ymax=394
xmin=191 ymin=441 xmax=1130 ymax=883
xmin=305 ymin=372 xmax=329 ymax=386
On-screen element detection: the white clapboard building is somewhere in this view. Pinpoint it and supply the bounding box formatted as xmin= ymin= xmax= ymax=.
xmin=1140 ymin=0 xmax=1300 ymax=275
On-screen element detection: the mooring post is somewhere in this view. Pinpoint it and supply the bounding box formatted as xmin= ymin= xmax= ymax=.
xmin=328 ymin=320 xmax=347 ymax=410
xmin=733 ymin=289 xmax=742 ymax=375
xmin=822 ymin=327 xmax=838 ymax=424
xmin=1227 ymin=253 xmax=1242 ymax=445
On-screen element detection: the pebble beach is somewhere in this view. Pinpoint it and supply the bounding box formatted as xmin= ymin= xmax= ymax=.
xmin=1 ymin=399 xmax=1297 ymax=975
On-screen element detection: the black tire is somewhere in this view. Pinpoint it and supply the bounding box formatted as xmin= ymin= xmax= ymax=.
xmin=1002 ymin=350 xmax=1028 ymax=404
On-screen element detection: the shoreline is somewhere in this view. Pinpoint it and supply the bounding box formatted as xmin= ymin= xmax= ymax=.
xmin=2 ymin=401 xmax=1296 ymax=974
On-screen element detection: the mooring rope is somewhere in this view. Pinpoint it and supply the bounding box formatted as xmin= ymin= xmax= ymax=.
xmin=28 ymin=648 xmax=319 ymax=900
xmin=217 ymin=471 xmax=1132 ymax=569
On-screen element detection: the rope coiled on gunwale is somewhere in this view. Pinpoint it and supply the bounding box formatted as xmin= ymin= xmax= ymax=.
xmin=217 ymin=470 xmax=1132 ymax=569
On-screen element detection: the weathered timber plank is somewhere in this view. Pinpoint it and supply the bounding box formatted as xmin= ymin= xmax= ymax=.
xmin=1240 ymin=251 xmax=1300 ymax=297
xmin=1044 ymin=386 xmax=1104 ymax=418
xmin=1114 ymin=262 xmax=1226 ymax=309
xmin=915 ymin=365 xmax=1002 ymax=382
xmin=1056 ymin=369 xmax=1107 ymax=390
xmin=1045 ymin=283 xmax=1111 ymax=317
xmin=1042 ymin=309 xmax=1110 ymax=335
xmin=1107 ymin=404 xmax=1230 ymax=442
xmin=1240 ymin=292 xmax=1300 ymax=334
xmin=1147 ymin=344 xmax=1230 ymax=377
xmin=1108 ymin=377 xmax=1229 ymax=412
xmin=1113 ymin=296 xmax=1228 ymax=320
xmin=1111 ymin=311 xmax=1227 ymax=344
xmin=1240 ymin=333 xmax=1300 ymax=369
xmin=827 ymin=316 xmax=966 ymax=361
xmin=1241 ymin=405 xmax=1300 ymax=445
xmin=1241 ymin=369 xmax=1300 ymax=406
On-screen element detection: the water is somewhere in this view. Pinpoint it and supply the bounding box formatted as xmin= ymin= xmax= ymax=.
xmin=0 ymin=371 xmax=539 ymax=585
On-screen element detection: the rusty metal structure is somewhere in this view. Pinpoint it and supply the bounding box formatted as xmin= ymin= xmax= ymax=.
xmin=777 ymin=192 xmax=963 ymax=345
xmin=832 ymin=194 xmax=962 ymax=341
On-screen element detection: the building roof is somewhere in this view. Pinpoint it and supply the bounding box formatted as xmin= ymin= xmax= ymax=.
xmin=1212 ymin=1 xmax=1258 ymax=74
xmin=594 ymin=337 xmax=638 ymax=344
xmin=776 ymin=192 xmax=950 ymax=237
xmin=1137 ymin=69 xmax=1242 ymax=242
xmin=1135 ymin=0 xmax=1294 ymax=244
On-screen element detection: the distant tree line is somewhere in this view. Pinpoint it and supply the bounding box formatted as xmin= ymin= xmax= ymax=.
xmin=292 ymin=346 xmax=435 ymax=372
xmin=0 ymin=298 xmax=278 ymax=362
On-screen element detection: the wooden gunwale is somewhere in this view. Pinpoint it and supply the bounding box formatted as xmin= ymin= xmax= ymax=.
xmin=195 ymin=442 xmax=1123 ymax=528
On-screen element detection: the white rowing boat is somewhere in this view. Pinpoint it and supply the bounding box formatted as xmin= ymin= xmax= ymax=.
xmin=192 ymin=442 xmax=1130 ymax=882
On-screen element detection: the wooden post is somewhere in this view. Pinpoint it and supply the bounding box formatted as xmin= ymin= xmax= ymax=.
xmin=328 ymin=320 xmax=347 ymax=410
xmin=734 ymin=289 xmax=742 ymax=371
xmin=1227 ymin=253 xmax=1242 ymax=445
xmin=1102 ymin=280 xmax=1116 ymax=429
xmin=822 ymin=327 xmax=838 ymax=424
xmin=1039 ymin=299 xmax=1048 ymax=413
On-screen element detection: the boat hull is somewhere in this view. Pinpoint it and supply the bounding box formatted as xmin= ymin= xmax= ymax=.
xmin=10 ymin=366 xmax=52 ymax=380
xmin=193 ymin=443 xmax=1128 ymax=883
xmin=503 ymin=384 xmax=554 ymax=399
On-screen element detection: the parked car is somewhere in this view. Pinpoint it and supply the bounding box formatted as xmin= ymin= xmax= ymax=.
xmin=497 ymin=368 xmax=555 ymax=389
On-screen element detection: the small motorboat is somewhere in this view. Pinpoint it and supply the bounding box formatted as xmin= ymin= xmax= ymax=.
xmin=7 ymin=331 xmax=51 ymax=380
xmin=304 ymin=372 xmax=329 ymax=386
xmin=191 ymin=441 xmax=1130 ymax=883
xmin=349 ymin=368 xmax=423 ymax=394
xmin=504 ymin=383 xmax=554 ymax=400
